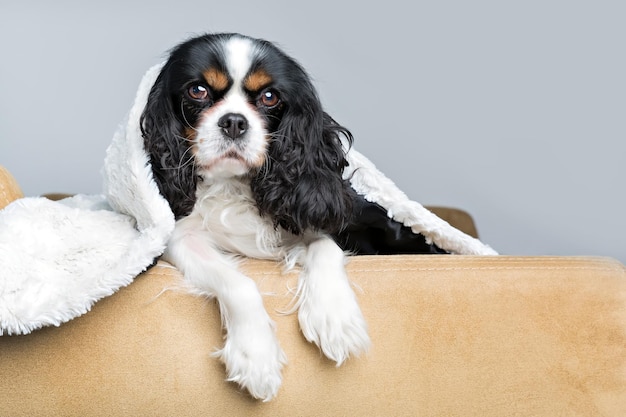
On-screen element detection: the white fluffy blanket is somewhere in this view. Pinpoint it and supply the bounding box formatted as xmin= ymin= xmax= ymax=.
xmin=0 ymin=64 xmax=496 ymax=336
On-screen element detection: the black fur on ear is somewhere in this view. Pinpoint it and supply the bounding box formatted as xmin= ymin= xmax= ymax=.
xmin=251 ymin=87 xmax=355 ymax=235
xmin=140 ymin=66 xmax=198 ymax=219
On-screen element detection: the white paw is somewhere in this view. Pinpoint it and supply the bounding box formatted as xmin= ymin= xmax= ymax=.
xmin=215 ymin=320 xmax=286 ymax=401
xmin=297 ymin=280 xmax=371 ymax=365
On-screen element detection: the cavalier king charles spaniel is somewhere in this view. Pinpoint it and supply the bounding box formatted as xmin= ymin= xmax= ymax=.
xmin=141 ymin=33 xmax=370 ymax=401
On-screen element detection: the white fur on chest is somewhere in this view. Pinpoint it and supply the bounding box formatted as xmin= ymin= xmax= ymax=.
xmin=192 ymin=177 xmax=288 ymax=260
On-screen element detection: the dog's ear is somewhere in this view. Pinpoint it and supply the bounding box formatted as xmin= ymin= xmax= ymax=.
xmin=140 ymin=69 xmax=197 ymax=219
xmin=251 ymin=90 xmax=354 ymax=235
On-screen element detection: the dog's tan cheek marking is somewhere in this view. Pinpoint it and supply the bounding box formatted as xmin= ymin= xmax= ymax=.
xmin=203 ymin=68 xmax=229 ymax=91
xmin=250 ymin=135 xmax=271 ymax=167
xmin=184 ymin=127 xmax=200 ymax=154
xmin=244 ymin=70 xmax=273 ymax=92
xmin=251 ymin=153 xmax=266 ymax=168
xmin=184 ymin=127 xmax=197 ymax=141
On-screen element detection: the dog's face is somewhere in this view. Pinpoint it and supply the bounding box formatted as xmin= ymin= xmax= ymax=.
xmin=171 ymin=35 xmax=294 ymax=178
xmin=141 ymin=33 xmax=354 ymax=235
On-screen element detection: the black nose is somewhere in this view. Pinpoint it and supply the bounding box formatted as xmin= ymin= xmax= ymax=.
xmin=218 ymin=113 xmax=248 ymax=139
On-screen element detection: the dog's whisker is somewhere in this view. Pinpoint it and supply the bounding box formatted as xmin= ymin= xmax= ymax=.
xmin=180 ymin=101 xmax=199 ymax=131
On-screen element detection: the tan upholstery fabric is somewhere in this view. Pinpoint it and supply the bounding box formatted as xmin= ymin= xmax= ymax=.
xmin=1 ymin=164 xmax=625 ymax=416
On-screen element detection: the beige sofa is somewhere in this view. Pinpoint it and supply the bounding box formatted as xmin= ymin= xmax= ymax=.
xmin=1 ymin=165 xmax=625 ymax=416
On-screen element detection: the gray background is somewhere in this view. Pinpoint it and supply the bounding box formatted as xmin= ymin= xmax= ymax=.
xmin=1 ymin=1 xmax=624 ymax=263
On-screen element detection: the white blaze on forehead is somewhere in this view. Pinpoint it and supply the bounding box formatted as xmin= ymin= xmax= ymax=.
xmin=225 ymin=36 xmax=255 ymax=88
xmin=191 ymin=36 xmax=269 ymax=177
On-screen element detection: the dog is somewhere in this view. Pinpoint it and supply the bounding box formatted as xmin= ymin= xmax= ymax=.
xmin=140 ymin=33 xmax=370 ymax=401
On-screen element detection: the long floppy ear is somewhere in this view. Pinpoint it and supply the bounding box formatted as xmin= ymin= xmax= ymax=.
xmin=140 ymin=69 xmax=197 ymax=219
xmin=251 ymin=92 xmax=354 ymax=235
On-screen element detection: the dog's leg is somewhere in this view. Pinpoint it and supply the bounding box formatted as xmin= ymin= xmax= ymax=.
xmin=295 ymin=235 xmax=371 ymax=365
xmin=164 ymin=216 xmax=286 ymax=401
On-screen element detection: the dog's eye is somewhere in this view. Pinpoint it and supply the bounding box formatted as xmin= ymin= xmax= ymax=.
xmin=188 ymin=85 xmax=209 ymax=101
xmin=259 ymin=89 xmax=280 ymax=108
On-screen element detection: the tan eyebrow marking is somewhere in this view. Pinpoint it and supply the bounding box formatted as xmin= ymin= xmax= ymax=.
xmin=203 ymin=68 xmax=229 ymax=91
xmin=244 ymin=69 xmax=273 ymax=92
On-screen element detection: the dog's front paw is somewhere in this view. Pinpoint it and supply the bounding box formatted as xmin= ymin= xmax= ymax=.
xmin=215 ymin=320 xmax=286 ymax=401
xmin=297 ymin=280 xmax=371 ymax=366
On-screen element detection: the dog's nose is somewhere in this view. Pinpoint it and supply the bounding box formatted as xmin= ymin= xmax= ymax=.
xmin=218 ymin=113 xmax=248 ymax=139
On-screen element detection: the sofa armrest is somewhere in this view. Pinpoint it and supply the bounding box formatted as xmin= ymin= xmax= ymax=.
xmin=1 ymin=255 xmax=625 ymax=416
xmin=0 ymin=165 xmax=23 ymax=209
xmin=426 ymin=206 xmax=479 ymax=238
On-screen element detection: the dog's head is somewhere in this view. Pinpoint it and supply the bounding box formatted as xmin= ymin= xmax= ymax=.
xmin=141 ymin=33 xmax=354 ymax=235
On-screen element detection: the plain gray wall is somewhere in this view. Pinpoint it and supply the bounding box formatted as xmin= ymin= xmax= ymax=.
xmin=1 ymin=1 xmax=624 ymax=263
